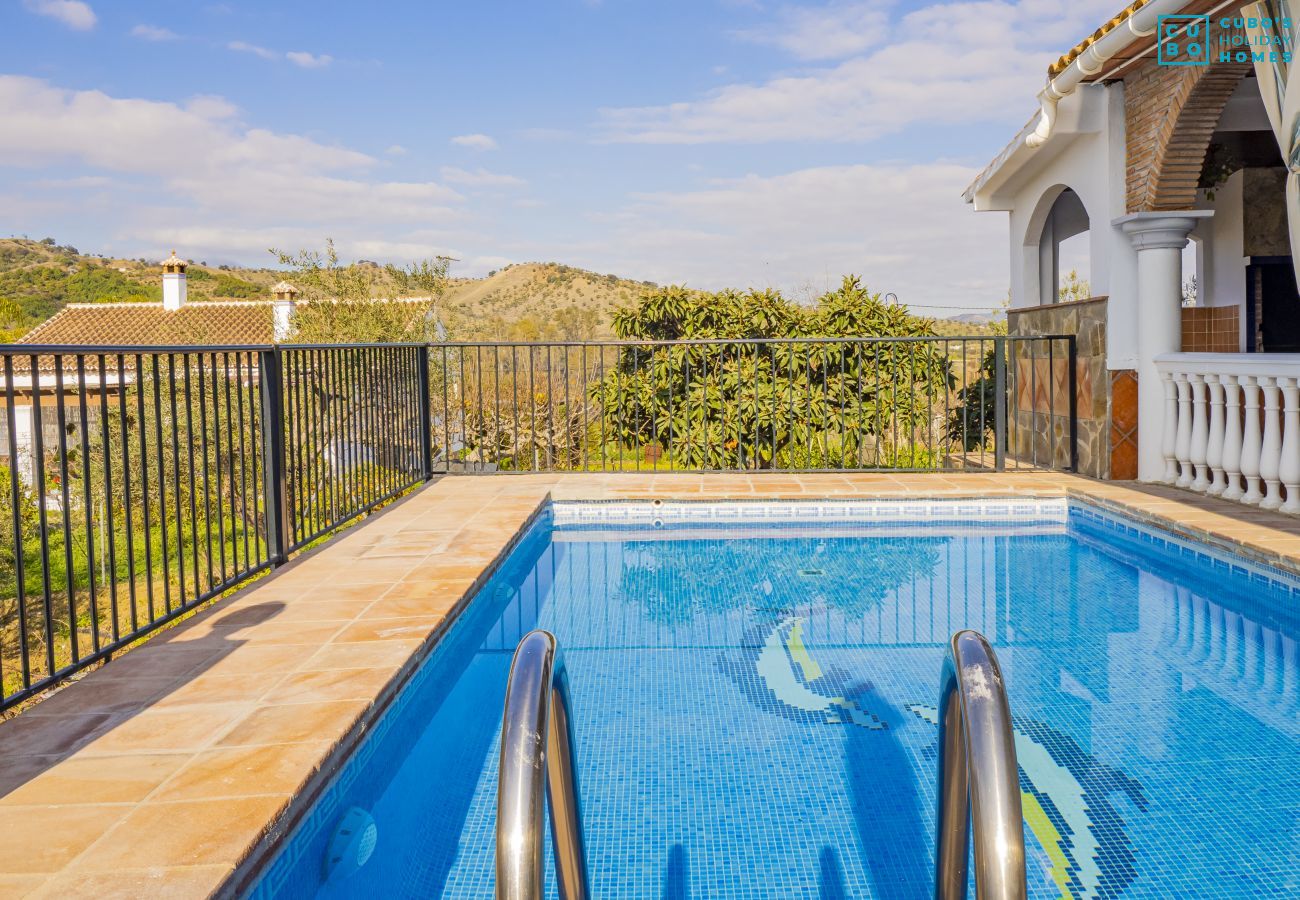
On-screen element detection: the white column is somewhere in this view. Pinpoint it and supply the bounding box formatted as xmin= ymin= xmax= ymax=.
xmin=1222 ymin=376 xmax=1244 ymax=500
xmin=1189 ymin=374 xmax=1210 ymax=491
xmin=1161 ymin=372 xmax=1179 ymax=483
xmin=1260 ymin=376 xmax=1284 ymax=510
xmin=1116 ymin=211 xmax=1212 ymax=482
xmin=1241 ymin=376 xmax=1264 ymax=504
xmin=1175 ymin=374 xmax=1193 ymax=487
xmin=1280 ymin=376 xmax=1300 ymax=514
xmin=1206 ymin=375 xmax=1226 ymax=495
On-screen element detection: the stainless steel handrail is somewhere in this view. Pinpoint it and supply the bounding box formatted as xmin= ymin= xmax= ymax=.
xmin=495 ymin=630 xmax=590 ymax=900
xmin=935 ymin=630 xmax=1027 ymax=900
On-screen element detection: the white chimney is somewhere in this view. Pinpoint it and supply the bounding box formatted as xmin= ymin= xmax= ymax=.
xmin=161 ymin=250 xmax=187 ymax=311
xmin=272 ymin=280 xmax=299 ymax=342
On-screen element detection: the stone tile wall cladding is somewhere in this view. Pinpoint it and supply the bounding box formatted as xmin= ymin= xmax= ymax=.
xmin=1007 ymin=297 xmax=1108 ymax=478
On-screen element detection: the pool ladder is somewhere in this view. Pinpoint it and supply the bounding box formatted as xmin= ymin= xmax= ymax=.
xmin=495 ymin=630 xmax=590 ymax=900
xmin=936 ymin=630 xmax=1027 ymax=900
xmin=493 ymin=628 xmax=1024 ymax=900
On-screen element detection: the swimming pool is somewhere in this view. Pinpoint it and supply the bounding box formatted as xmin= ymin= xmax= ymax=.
xmin=250 ymin=498 xmax=1300 ymax=899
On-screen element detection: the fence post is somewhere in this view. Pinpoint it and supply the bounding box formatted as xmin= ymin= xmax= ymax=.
xmin=259 ymin=348 xmax=290 ymax=566
xmin=417 ymin=346 xmax=433 ymax=480
xmin=994 ymin=337 xmax=1007 ymax=472
xmin=1067 ymin=335 xmax=1079 ymax=473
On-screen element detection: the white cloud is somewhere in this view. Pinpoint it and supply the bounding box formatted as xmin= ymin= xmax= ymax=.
xmin=600 ymin=0 xmax=1125 ymax=143
xmin=0 ymin=76 xmax=464 ymax=262
xmin=228 ymin=40 xmax=278 ymax=61
xmin=22 ymin=0 xmax=95 ymax=30
xmin=286 ymin=50 xmax=333 ymax=69
xmin=385 ymin=144 xmax=408 ymax=155
xmin=731 ymin=1 xmax=891 ymax=60
xmin=450 ymin=133 xmax=498 ymax=151
xmin=439 ymin=166 xmax=526 ymax=188
xmin=526 ymin=162 xmax=1008 ymax=312
xmin=131 ymin=24 xmax=178 ymax=41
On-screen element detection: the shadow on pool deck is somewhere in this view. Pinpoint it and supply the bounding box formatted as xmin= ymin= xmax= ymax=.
xmin=0 ymin=599 xmax=288 ymax=799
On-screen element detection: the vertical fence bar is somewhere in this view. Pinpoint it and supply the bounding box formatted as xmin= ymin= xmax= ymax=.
xmin=259 ymin=349 xmax=289 ymax=566
xmin=418 ymin=346 xmax=433 ymax=480
xmin=4 ymin=356 xmax=31 ymax=691
xmin=993 ymin=337 xmax=1007 ymax=472
xmin=1067 ymin=335 xmax=1079 ymax=473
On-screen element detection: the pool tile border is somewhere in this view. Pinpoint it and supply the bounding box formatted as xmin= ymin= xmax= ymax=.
xmin=1 ymin=472 xmax=1299 ymax=898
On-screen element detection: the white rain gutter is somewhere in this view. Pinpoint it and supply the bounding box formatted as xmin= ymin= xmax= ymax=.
xmin=1026 ymin=0 xmax=1179 ymax=148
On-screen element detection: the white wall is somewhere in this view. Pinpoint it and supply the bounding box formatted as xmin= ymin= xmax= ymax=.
xmin=1195 ymin=170 xmax=1245 ymax=305
xmin=998 ymin=84 xmax=1137 ymax=369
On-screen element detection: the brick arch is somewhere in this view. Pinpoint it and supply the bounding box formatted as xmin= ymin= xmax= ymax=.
xmin=1125 ymin=61 xmax=1252 ymax=213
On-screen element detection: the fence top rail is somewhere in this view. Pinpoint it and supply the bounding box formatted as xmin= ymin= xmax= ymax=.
xmin=434 ymin=335 xmax=1072 ymax=349
xmin=0 ymin=343 xmax=276 ymax=355
xmin=0 ymin=334 xmax=1075 ymax=356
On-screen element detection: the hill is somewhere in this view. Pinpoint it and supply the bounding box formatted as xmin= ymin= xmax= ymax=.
xmin=440 ymin=262 xmax=656 ymax=340
xmin=0 ymin=239 xmax=651 ymax=343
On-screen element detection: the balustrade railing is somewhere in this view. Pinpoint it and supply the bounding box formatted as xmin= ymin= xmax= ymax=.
xmin=1155 ymin=353 xmax=1300 ymax=513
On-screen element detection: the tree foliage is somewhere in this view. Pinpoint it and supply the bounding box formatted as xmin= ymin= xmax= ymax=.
xmin=593 ymin=277 xmax=953 ymax=469
xmin=271 ymin=240 xmax=452 ymax=343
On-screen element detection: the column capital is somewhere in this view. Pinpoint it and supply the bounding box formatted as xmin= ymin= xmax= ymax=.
xmin=1113 ymin=210 xmax=1213 ymax=251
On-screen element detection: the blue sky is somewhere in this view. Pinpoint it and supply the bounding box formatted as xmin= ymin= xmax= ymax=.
xmin=0 ymin=0 xmax=1122 ymax=313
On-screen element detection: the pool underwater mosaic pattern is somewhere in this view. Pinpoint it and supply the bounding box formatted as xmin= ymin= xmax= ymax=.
xmin=252 ymin=500 xmax=1300 ymax=899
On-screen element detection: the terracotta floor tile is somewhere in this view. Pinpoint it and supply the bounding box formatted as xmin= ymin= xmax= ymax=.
xmin=367 ymin=593 xmax=461 ymax=618
xmin=0 ymin=805 xmax=129 ymax=873
xmin=27 ymin=865 xmax=233 ymax=900
xmin=91 ymin=644 xmax=226 ymax=681
xmin=215 ymin=699 xmax=370 ymax=747
xmin=20 ymin=676 xmax=174 ymax=719
xmin=302 ymin=639 xmax=422 ymax=671
xmin=260 ymin=667 xmax=396 ymax=706
xmin=333 ymin=617 xmax=442 ymax=643
xmin=77 ymin=796 xmax=289 ymax=870
xmin=0 ymin=713 xmax=116 ymax=759
xmin=199 ymin=644 xmax=313 ymax=678
xmin=79 ymin=705 xmax=247 ymax=755
xmin=151 ymin=741 xmax=333 ymax=801
xmin=0 ymin=752 xmax=190 ymax=806
xmin=145 ymin=672 xmax=275 ymax=710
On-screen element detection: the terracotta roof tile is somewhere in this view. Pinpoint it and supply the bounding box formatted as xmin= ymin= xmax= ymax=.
xmin=1049 ymin=0 xmax=1152 ymax=77
xmin=18 ymin=302 xmax=275 ymax=348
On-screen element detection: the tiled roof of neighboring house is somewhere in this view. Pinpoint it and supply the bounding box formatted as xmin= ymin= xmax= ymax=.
xmin=18 ymin=301 xmax=276 ymax=348
xmin=1050 ymin=0 xmax=1153 ymax=76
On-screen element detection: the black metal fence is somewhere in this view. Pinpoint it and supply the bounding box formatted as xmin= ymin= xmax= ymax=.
xmin=0 ymin=335 xmax=1075 ymax=708
xmin=429 ymin=336 xmax=1077 ymax=474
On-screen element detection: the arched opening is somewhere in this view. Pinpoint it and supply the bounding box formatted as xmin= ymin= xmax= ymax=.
xmin=1036 ymin=188 xmax=1090 ymax=305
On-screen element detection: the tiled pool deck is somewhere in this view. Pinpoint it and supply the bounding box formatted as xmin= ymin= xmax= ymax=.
xmin=4 ymin=472 xmax=1300 ymax=898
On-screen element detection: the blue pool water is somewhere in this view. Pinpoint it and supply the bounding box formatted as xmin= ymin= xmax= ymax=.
xmin=251 ymin=499 xmax=1300 ymax=899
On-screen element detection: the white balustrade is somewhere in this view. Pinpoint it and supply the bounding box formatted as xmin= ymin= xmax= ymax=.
xmin=1156 ymin=354 xmax=1300 ymax=515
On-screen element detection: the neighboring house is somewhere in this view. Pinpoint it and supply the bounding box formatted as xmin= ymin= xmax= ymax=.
xmin=0 ymin=253 xmax=296 ymax=485
xmin=967 ymin=3 xmax=1300 ymax=487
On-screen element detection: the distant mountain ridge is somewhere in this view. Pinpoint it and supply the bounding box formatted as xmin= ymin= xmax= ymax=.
xmin=0 ymin=239 xmax=655 ymax=342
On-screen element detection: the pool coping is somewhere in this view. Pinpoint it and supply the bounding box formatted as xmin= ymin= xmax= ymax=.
xmin=1 ymin=472 xmax=1299 ymax=898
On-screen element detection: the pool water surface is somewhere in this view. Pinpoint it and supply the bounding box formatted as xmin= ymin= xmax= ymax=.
xmin=252 ymin=499 xmax=1300 ymax=899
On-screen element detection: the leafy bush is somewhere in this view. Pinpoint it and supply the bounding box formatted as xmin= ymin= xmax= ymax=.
xmin=593 ymin=277 xmax=953 ymax=469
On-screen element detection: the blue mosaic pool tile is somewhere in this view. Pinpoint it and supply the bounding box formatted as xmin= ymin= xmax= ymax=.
xmin=252 ymin=498 xmax=1300 ymax=899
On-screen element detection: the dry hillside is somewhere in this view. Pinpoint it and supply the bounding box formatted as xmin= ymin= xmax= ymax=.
xmin=440 ymin=263 xmax=656 ymax=340
xmin=0 ymin=239 xmax=652 ymax=342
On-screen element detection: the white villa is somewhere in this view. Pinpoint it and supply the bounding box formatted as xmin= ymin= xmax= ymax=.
xmin=967 ymin=1 xmax=1300 ymax=511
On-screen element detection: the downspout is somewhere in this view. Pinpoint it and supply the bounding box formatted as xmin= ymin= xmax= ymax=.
xmin=1027 ymin=0 xmax=1182 ymax=148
